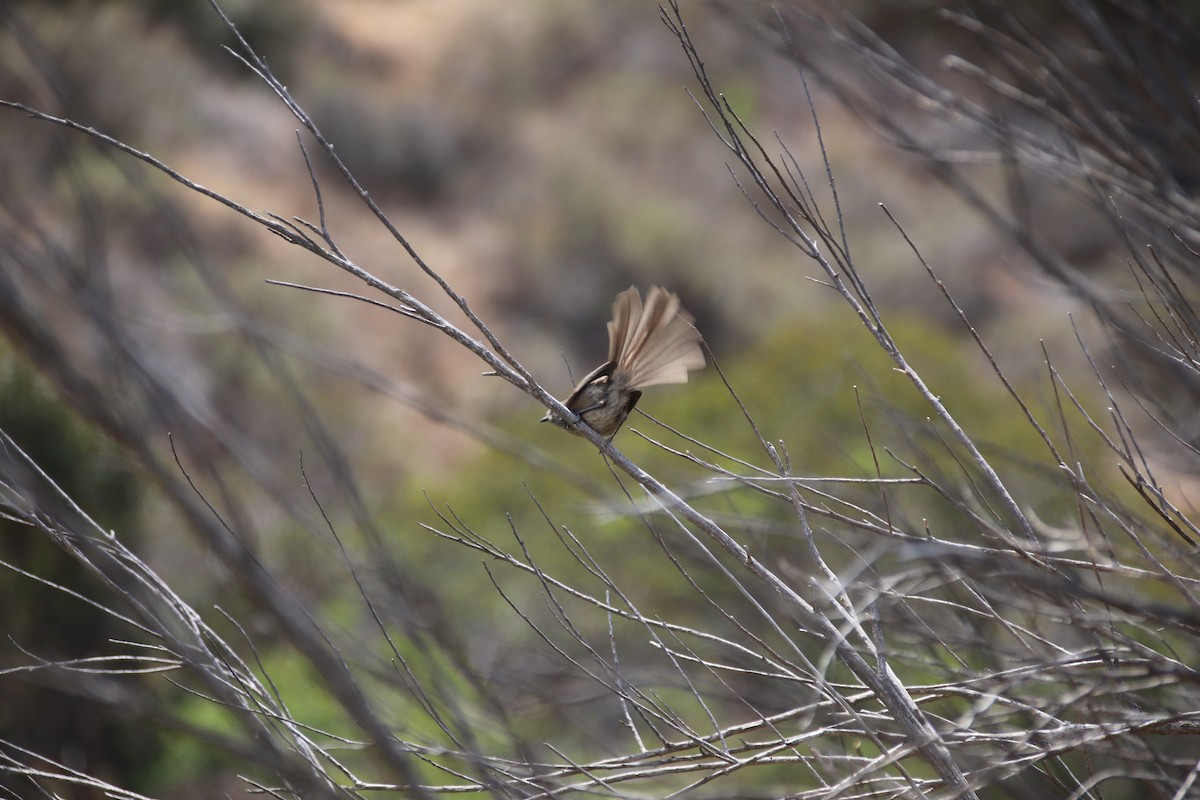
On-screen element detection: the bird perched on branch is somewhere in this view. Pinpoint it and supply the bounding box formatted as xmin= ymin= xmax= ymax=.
xmin=542 ymin=285 xmax=705 ymax=438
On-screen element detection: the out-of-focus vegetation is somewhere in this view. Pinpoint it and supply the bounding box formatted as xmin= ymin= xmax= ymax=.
xmin=0 ymin=350 xmax=156 ymax=794
xmin=2 ymin=0 xmax=1198 ymax=797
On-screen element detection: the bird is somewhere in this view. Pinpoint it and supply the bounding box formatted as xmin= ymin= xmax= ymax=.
xmin=542 ymin=285 xmax=705 ymax=438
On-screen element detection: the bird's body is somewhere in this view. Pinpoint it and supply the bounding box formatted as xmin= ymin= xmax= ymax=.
xmin=542 ymin=286 xmax=705 ymax=438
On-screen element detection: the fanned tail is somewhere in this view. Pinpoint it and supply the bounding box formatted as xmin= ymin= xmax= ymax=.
xmin=607 ymin=286 xmax=705 ymax=390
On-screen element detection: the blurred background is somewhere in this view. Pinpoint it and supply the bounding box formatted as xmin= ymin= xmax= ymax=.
xmin=2 ymin=0 xmax=1199 ymax=797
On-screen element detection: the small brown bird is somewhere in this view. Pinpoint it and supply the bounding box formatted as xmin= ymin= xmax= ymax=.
xmin=542 ymin=286 xmax=705 ymax=438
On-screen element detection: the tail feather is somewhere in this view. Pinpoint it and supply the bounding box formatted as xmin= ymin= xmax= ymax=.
xmin=608 ymin=286 xmax=704 ymax=390
xmin=606 ymin=286 xmax=640 ymax=365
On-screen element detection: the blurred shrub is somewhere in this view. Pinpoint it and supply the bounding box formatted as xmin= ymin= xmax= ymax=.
xmin=0 ymin=350 xmax=153 ymax=797
xmin=386 ymin=308 xmax=1109 ymax=663
xmin=308 ymin=86 xmax=463 ymax=203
